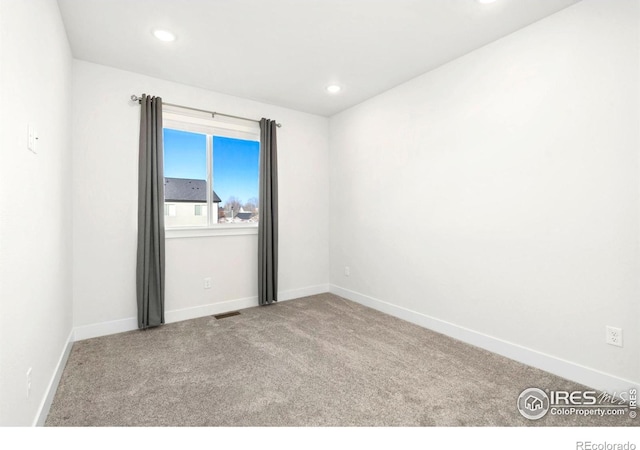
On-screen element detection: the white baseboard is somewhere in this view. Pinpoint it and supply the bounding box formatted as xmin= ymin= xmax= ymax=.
xmin=35 ymin=329 xmax=75 ymax=427
xmin=330 ymin=284 xmax=639 ymax=394
xmin=165 ymin=295 xmax=260 ymax=324
xmin=279 ymin=284 xmax=330 ymax=301
xmin=73 ymin=316 xmax=138 ymax=341
xmin=73 ymin=284 xmax=330 ymax=342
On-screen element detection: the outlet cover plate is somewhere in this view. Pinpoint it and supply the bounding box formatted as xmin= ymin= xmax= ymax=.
xmin=606 ymin=326 xmax=623 ymax=347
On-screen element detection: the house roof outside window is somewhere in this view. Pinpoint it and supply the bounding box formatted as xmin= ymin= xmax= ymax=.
xmin=164 ymin=177 xmax=221 ymax=203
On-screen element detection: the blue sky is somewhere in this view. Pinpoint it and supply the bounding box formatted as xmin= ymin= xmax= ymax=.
xmin=163 ymin=128 xmax=259 ymax=205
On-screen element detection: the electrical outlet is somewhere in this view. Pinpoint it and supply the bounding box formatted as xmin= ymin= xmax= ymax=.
xmin=606 ymin=326 xmax=623 ymax=347
xmin=203 ymin=277 xmax=212 ymax=289
xmin=344 ymin=266 xmax=350 ymax=277
xmin=26 ymin=368 xmax=32 ymax=399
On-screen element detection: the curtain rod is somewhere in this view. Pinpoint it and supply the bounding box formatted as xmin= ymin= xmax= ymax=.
xmin=130 ymin=94 xmax=282 ymax=128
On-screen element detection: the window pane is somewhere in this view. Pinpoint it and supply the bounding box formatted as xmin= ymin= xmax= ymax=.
xmin=163 ymin=129 xmax=207 ymax=227
xmin=194 ymin=204 xmax=207 ymax=216
xmin=213 ymin=136 xmax=259 ymax=224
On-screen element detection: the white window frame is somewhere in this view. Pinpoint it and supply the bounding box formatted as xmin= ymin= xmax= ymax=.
xmin=163 ymin=106 xmax=260 ymax=238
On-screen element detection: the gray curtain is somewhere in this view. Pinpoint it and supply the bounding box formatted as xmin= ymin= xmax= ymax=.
xmin=258 ymin=119 xmax=278 ymax=305
xmin=136 ymin=95 xmax=165 ymax=328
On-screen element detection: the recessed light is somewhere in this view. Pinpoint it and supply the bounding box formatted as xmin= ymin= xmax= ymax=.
xmin=153 ymin=29 xmax=176 ymax=42
xmin=326 ymin=85 xmax=342 ymax=94
xmin=477 ymin=0 xmax=497 ymax=4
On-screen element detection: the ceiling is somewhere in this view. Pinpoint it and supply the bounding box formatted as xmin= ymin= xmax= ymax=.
xmin=57 ymin=0 xmax=580 ymax=117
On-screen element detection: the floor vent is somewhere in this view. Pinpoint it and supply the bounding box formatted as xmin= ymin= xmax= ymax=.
xmin=213 ymin=311 xmax=240 ymax=320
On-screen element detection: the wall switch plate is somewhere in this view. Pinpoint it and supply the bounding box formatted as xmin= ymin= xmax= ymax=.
xmin=606 ymin=326 xmax=623 ymax=347
xmin=344 ymin=266 xmax=350 ymax=277
xmin=204 ymin=277 xmax=212 ymax=289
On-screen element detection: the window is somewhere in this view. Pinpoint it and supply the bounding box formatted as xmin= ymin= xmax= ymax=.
xmin=162 ymin=107 xmax=260 ymax=231
xmin=194 ymin=205 xmax=206 ymax=216
xmin=164 ymin=204 xmax=177 ymax=217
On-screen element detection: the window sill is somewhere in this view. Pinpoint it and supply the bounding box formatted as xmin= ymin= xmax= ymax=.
xmin=165 ymin=224 xmax=258 ymax=239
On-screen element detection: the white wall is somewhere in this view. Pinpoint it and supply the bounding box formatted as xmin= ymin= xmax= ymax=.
xmin=0 ymin=0 xmax=73 ymax=426
xmin=329 ymin=0 xmax=639 ymax=389
xmin=72 ymin=61 xmax=330 ymax=335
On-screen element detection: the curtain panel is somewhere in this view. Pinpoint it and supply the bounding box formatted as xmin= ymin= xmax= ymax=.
xmin=136 ymin=95 xmax=165 ymax=328
xmin=258 ymin=119 xmax=279 ymax=306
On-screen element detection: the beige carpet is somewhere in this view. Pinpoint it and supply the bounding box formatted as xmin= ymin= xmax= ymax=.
xmin=46 ymin=293 xmax=636 ymax=426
